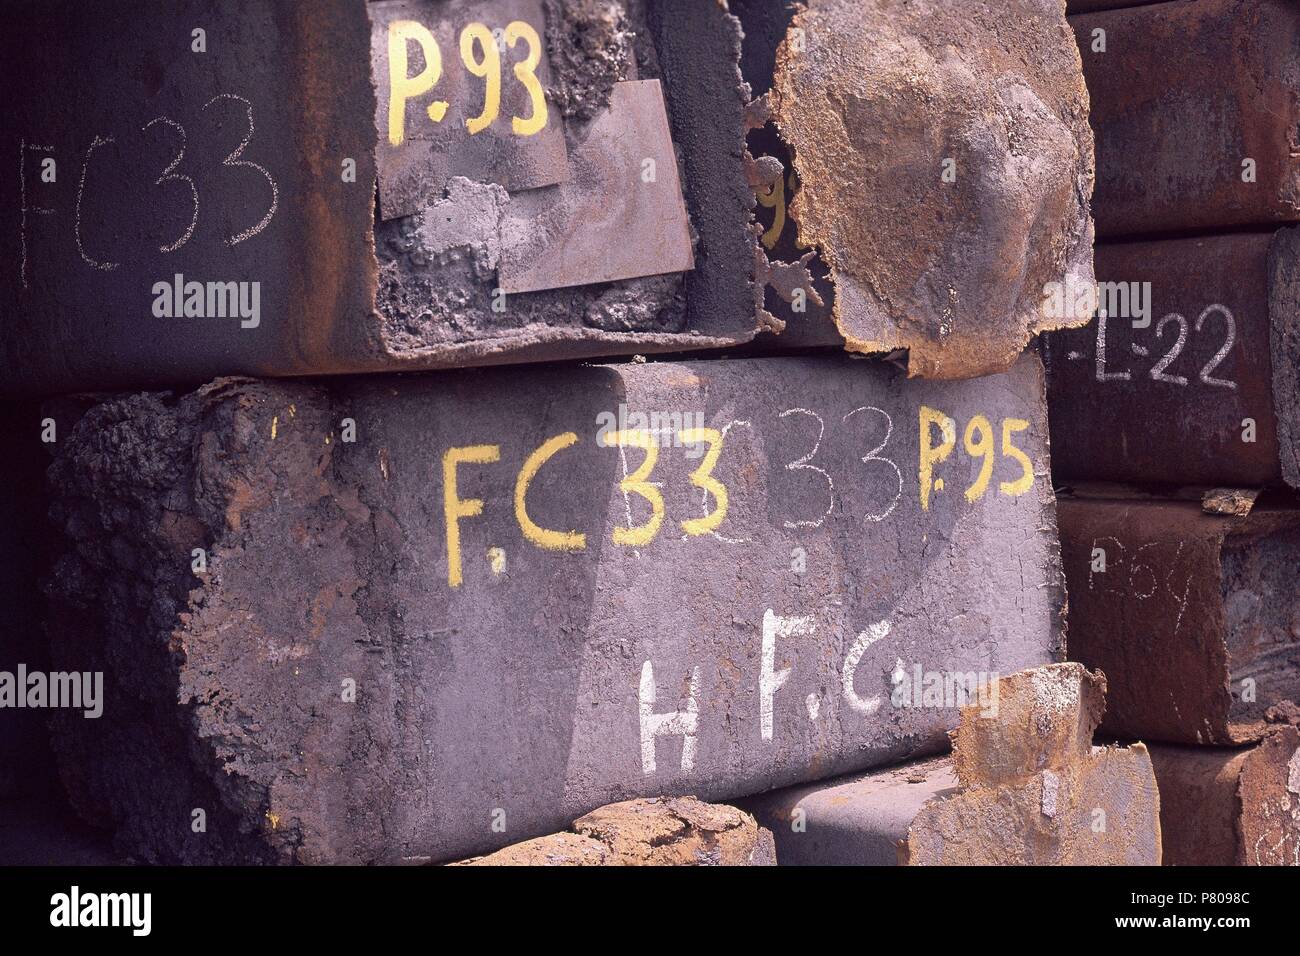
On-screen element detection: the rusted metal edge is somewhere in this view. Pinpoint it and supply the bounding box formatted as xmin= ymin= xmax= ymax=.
xmin=1269 ymin=227 xmax=1300 ymax=488
xmin=742 ymin=665 xmax=1162 ymax=865
xmin=1146 ymin=727 xmax=1300 ymax=866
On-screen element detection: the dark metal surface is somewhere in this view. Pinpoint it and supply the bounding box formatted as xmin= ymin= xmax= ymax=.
xmin=0 ymin=402 xmax=59 ymax=802
xmin=1058 ymin=495 xmax=1300 ymax=745
xmin=1065 ymin=0 xmax=1163 ymax=12
xmin=744 ymin=759 xmax=957 ymax=866
xmin=47 ymin=353 xmax=1062 ymax=862
xmin=1045 ymin=230 xmax=1300 ymax=490
xmin=1073 ymin=0 xmax=1300 ymax=237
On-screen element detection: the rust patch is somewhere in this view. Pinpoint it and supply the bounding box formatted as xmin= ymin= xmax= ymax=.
xmin=542 ymin=0 xmax=636 ymax=120
xmin=1203 ymin=488 xmax=1260 ymax=517
xmin=771 ymin=0 xmax=1095 ymax=378
xmin=282 ymin=0 xmax=383 ymax=375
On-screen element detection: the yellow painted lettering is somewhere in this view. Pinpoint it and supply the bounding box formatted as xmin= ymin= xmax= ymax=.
xmin=757 ymin=172 xmax=787 ymax=250
xmin=505 ymin=21 xmax=547 ymax=136
xmin=1000 ymin=418 xmax=1035 ymax=497
xmin=679 ymin=428 xmax=728 ymax=536
xmin=388 ymin=20 xmax=448 ymax=146
xmin=962 ymin=415 xmax=995 ymax=503
xmin=460 ymin=22 xmax=501 ymax=135
xmin=610 ymin=430 xmax=663 ymax=547
xmin=515 ymin=432 xmax=586 ymax=551
xmin=919 ymin=406 xmax=956 ymax=512
xmin=443 ymin=444 xmax=500 ymax=587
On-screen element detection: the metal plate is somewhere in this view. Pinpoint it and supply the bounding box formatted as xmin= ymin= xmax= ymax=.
xmin=370 ymin=0 xmax=570 ymax=220
xmin=499 ymin=80 xmax=694 ymax=293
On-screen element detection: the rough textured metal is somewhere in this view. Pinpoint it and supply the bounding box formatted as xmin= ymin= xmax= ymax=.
xmin=1045 ymin=229 xmax=1300 ymax=490
xmin=1058 ymin=495 xmax=1300 ymax=745
xmin=370 ymin=0 xmax=572 ymax=221
xmin=721 ymin=0 xmax=839 ymax=347
xmin=902 ymin=744 xmax=1159 ymax=865
xmin=1074 ymin=0 xmax=1300 ymax=237
xmin=950 ymin=662 xmax=1104 ymax=790
xmin=742 ymin=121 xmax=838 ymax=347
xmin=1204 ymin=489 xmax=1261 ymax=519
xmin=743 ymin=664 xmax=1162 ymax=865
xmin=770 ymin=0 xmax=1096 ymax=379
xmin=498 ymin=80 xmax=694 ymax=293
xmin=45 ymin=353 xmax=1062 ymax=863
xmin=0 ymin=0 xmax=758 ymax=396
xmin=453 ymin=797 xmax=776 ymax=865
xmin=644 ymin=0 xmax=758 ymax=352
xmin=1147 ymin=728 xmax=1300 ymax=866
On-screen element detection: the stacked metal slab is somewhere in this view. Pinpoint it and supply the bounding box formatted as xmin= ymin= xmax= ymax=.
xmin=1046 ymin=0 xmax=1300 ymax=866
xmin=0 ymin=0 xmax=1153 ymax=865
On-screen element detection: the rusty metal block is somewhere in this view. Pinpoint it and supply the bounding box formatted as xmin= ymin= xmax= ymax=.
xmin=0 ymin=0 xmax=756 ymax=395
xmin=1058 ymin=495 xmax=1300 ymax=745
xmin=45 ymin=353 xmax=1062 ymax=863
xmin=1045 ymin=229 xmax=1300 ymax=490
xmin=1147 ymin=728 xmax=1300 ymax=866
xmin=1073 ymin=0 xmax=1300 ymax=237
xmin=743 ymin=664 xmax=1162 ymax=865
